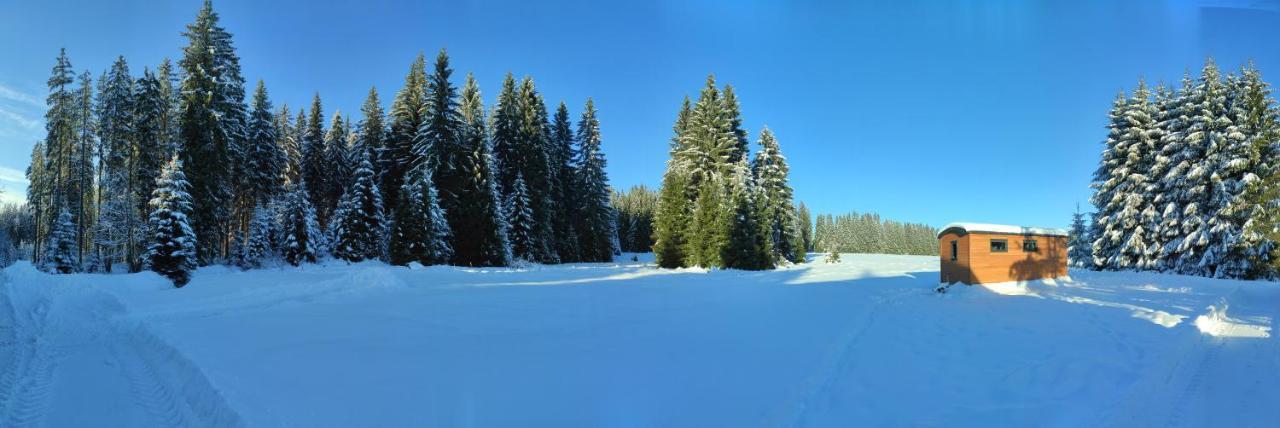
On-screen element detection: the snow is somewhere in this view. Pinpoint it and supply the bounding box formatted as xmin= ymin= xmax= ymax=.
xmin=2 ymin=253 xmax=1278 ymax=426
xmin=939 ymin=222 xmax=1069 ymax=237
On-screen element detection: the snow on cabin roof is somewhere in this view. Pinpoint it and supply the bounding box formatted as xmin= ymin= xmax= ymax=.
xmin=938 ymin=222 xmax=1069 ymax=238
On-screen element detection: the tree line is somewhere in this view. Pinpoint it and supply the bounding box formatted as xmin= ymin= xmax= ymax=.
xmin=651 ymin=77 xmax=804 ymax=270
xmin=1085 ymin=58 xmax=1279 ymax=279
xmin=24 ymin=1 xmax=617 ymax=285
xmin=612 ymin=185 xmax=657 ymax=253
xmin=812 ymin=211 xmax=938 ymax=256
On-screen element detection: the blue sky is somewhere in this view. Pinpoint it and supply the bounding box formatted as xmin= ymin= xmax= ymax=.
xmin=2 ymin=0 xmax=1279 ymax=228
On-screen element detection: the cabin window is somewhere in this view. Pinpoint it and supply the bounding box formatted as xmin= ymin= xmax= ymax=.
xmin=1023 ymin=239 xmax=1039 ymax=252
xmin=990 ymin=239 xmax=1008 ymax=253
xmin=950 ymin=241 xmax=957 ymax=261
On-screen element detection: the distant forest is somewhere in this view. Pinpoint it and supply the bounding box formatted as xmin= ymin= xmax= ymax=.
xmin=813 ymin=212 xmax=939 ymax=256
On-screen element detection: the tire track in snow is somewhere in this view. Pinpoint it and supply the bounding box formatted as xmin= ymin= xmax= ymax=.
xmin=0 ymin=286 xmax=60 ymax=428
xmin=112 ymin=341 xmax=195 ymax=427
xmin=766 ymin=287 xmax=919 ymax=427
xmin=1162 ymin=336 xmax=1222 ymax=428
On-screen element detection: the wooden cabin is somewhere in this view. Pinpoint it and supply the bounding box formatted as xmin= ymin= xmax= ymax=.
xmin=938 ymin=223 xmax=1068 ymax=285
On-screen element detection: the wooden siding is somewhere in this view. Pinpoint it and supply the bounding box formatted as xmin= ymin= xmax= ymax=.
xmin=938 ymin=233 xmax=971 ymax=284
xmin=939 ymin=232 xmax=1067 ymax=285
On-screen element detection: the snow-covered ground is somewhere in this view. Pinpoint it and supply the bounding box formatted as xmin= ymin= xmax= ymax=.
xmin=1 ymin=253 xmax=1277 ymax=427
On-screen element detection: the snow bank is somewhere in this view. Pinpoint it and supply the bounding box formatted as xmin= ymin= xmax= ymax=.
xmin=1195 ymin=300 xmax=1271 ymax=338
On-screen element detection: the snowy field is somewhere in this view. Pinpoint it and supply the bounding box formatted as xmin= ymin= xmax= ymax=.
xmin=1 ymin=253 xmax=1277 ymax=427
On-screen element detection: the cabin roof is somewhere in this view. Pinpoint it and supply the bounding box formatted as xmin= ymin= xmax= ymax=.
xmin=937 ymin=222 xmax=1069 ymax=239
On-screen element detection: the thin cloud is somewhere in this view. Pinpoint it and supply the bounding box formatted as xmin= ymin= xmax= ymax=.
xmin=0 ymin=106 xmax=41 ymax=130
xmin=0 ymin=83 xmax=43 ymax=108
xmin=0 ymin=166 xmax=30 ymax=185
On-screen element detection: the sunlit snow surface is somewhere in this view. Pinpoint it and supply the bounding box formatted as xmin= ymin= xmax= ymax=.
xmin=1 ymin=254 xmax=1277 ymax=427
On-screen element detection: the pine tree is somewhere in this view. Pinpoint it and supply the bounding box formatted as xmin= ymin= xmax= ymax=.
xmin=355 ymin=88 xmax=387 ymax=210
xmin=1068 ymin=204 xmax=1092 ymax=267
xmin=133 ymin=68 xmax=174 ymax=271
xmin=1110 ymin=81 xmax=1160 ymax=270
xmin=721 ymin=159 xmax=773 ymax=270
xmin=330 ymin=150 xmax=386 ymax=262
xmin=1151 ymin=74 xmax=1195 ymax=271
xmin=797 ymin=202 xmax=813 ymax=253
xmin=44 ymin=208 xmax=78 ymax=274
xmin=280 ymin=181 xmax=321 ymax=266
xmin=384 ymin=54 xmax=429 ymax=213
xmin=505 ymin=173 xmax=537 ymax=262
xmin=324 ymin=111 xmax=352 ymax=211
xmin=237 ymin=202 xmax=277 ymax=269
xmin=653 ymin=97 xmax=694 ymax=268
xmin=244 ymin=81 xmax=284 ymax=208
xmin=573 ymin=99 xmax=618 ymax=262
xmin=73 ymin=71 xmax=96 ymax=270
xmin=389 ymin=168 xmax=453 ymax=266
xmin=752 ymin=127 xmax=801 ymax=263
xmin=178 ymin=0 xmax=248 ymax=263
xmin=95 ymin=56 xmax=136 ymax=272
xmin=1090 ymin=92 xmax=1130 ymax=270
xmin=1169 ymin=60 xmax=1231 ymax=276
xmin=451 ymin=73 xmax=511 ymax=266
xmin=722 ymin=85 xmax=750 ymax=164
xmin=550 ymin=102 xmax=580 ymax=261
xmin=32 ymin=49 xmax=77 ymax=266
xmin=1215 ymin=63 xmax=1280 ymax=279
xmin=143 ymin=156 xmax=198 ymax=287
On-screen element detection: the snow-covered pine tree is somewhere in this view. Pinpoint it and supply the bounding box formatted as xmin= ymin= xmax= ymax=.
xmin=73 ymin=71 xmax=96 ymax=270
xmin=1067 ymin=204 xmax=1092 ymax=267
xmin=280 ymin=180 xmax=321 ymax=266
xmin=798 ymin=202 xmax=814 ymax=254
xmin=355 ymin=88 xmax=387 ymax=211
xmin=31 ymin=49 xmax=78 ymax=267
xmin=451 ymin=73 xmax=511 ymax=267
xmin=721 ymin=85 xmax=750 ymax=164
xmin=1112 ymin=80 xmax=1160 ymax=270
xmin=573 ymin=99 xmax=618 ymax=262
xmin=1169 ymin=59 xmax=1231 ymax=276
xmin=132 ymin=68 xmax=174 ymax=271
xmin=653 ymin=97 xmax=694 ymax=268
xmin=1151 ymin=74 xmax=1195 ymax=271
xmin=1090 ymin=92 xmax=1131 ymax=270
xmin=178 ymin=0 xmax=247 ymax=263
xmin=751 ymin=127 xmax=802 ymax=263
xmin=389 ymin=167 xmax=453 ymax=266
xmin=518 ymin=78 xmax=558 ymax=263
xmin=330 ymin=150 xmax=386 ymax=262
xmin=505 ymin=172 xmax=537 ymax=262
xmin=244 ymin=81 xmax=284 ymax=209
xmin=550 ymin=102 xmax=581 ymax=262
xmin=44 ymin=208 xmax=78 ymax=274
xmin=324 ymin=111 xmax=352 ymax=215
xmin=1213 ymin=63 xmax=1280 ymax=279
xmin=301 ymin=94 xmax=329 ymax=224
xmin=143 ymin=156 xmax=197 ymax=287
xmin=95 ymin=56 xmax=136 ymax=272
xmin=721 ymin=159 xmax=773 ymax=270
xmin=416 ymin=49 xmax=463 ymax=216
xmin=237 ymin=202 xmax=277 ymax=269
xmin=688 ymin=176 xmax=726 ymax=268
xmin=384 ymin=54 xmax=428 ymax=215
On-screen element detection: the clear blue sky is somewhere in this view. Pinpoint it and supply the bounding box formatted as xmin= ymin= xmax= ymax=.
xmin=3 ymin=0 xmax=1279 ymax=228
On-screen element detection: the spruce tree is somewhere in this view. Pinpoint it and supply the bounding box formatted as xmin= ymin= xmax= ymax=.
xmin=751 ymin=127 xmax=801 ymax=263
xmin=34 ymin=49 xmax=78 ymax=266
xmin=324 ymin=111 xmax=352 ymax=212
xmin=797 ymin=202 xmax=813 ymax=253
xmin=355 ymin=88 xmax=387 ymax=210
xmin=95 ymin=56 xmax=136 ymax=272
xmin=143 ymin=156 xmax=198 ymax=287
xmin=280 ymin=180 xmax=321 ymax=266
xmin=301 ymin=94 xmax=328 ymax=224
xmin=550 ymin=102 xmax=580 ymax=262
xmin=132 ymin=68 xmax=173 ymax=271
xmin=1068 ymin=205 xmax=1092 ymax=267
xmin=384 ymin=54 xmax=429 ymax=212
xmin=721 ymin=159 xmax=773 ymax=270
xmin=573 ymin=99 xmax=618 ymax=262
xmin=244 ymin=81 xmax=284 ymax=207
xmin=452 ymin=73 xmax=511 ymax=266
xmin=1090 ymin=92 xmax=1130 ymax=270
xmin=44 ymin=208 xmax=78 ymax=274
xmin=330 ymin=151 xmax=386 ymax=262
xmin=1169 ymin=60 xmax=1230 ymax=276
xmin=389 ymin=168 xmax=453 ymax=266
xmin=505 ymin=173 xmax=537 ymax=262
xmin=177 ymin=0 xmax=246 ymax=263
xmin=1215 ymin=63 xmax=1280 ymax=278
xmin=1152 ymin=74 xmax=1195 ymax=271
xmin=1112 ymin=81 xmax=1160 ymax=270
xmin=653 ymin=97 xmax=694 ymax=268
xmin=237 ymin=202 xmax=277 ymax=269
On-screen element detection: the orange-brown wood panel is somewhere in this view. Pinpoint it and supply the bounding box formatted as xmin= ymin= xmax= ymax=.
xmin=963 ymin=233 xmax=1067 ymax=284
xmin=938 ymin=233 xmax=971 ymax=284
